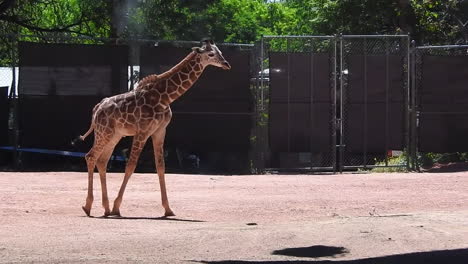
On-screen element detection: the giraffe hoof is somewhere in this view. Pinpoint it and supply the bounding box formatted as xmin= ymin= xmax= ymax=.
xmin=109 ymin=211 xmax=121 ymax=217
xmin=164 ymin=210 xmax=175 ymax=217
xmin=103 ymin=211 xmax=111 ymax=217
xmin=82 ymin=206 xmax=91 ymax=217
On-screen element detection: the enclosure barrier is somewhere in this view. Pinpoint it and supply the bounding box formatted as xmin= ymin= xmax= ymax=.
xmin=257 ymin=35 xmax=411 ymax=172
xmin=1 ymin=33 xmax=468 ymax=173
xmin=0 ymin=34 xmax=255 ymax=173
xmin=339 ymin=35 xmax=410 ymax=171
xmin=412 ymin=44 xmax=468 ymax=169
xmin=257 ymin=35 xmax=337 ymax=172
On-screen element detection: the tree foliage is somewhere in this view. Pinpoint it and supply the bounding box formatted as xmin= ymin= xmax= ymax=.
xmin=1 ymin=0 xmax=468 ymax=45
xmin=0 ymin=0 xmax=110 ymax=38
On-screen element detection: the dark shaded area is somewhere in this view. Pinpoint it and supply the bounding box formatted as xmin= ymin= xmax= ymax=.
xmin=18 ymin=42 xmax=128 ymax=153
xmin=92 ymin=216 xmax=205 ymax=222
xmin=423 ymin=161 xmax=468 ymax=173
xmin=269 ymin=52 xmax=332 ymax=153
xmin=272 ymin=246 xmax=348 ymax=258
xmin=0 ymin=86 xmax=11 ymax=166
xmin=196 ymin=248 xmax=468 ymax=264
xmin=418 ymin=55 xmax=468 ymax=152
xmin=19 ymin=42 xmax=128 ymax=96
xmin=0 ymin=86 xmax=8 ymax=146
xmin=418 ymin=114 xmax=468 ymax=153
xmin=14 ymin=42 xmax=130 ymax=171
xmin=345 ymin=55 xmax=405 ymax=153
xmin=18 ymin=96 xmax=102 ymax=152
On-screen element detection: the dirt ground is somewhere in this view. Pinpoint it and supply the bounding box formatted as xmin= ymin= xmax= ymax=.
xmin=0 ymin=171 xmax=467 ymax=264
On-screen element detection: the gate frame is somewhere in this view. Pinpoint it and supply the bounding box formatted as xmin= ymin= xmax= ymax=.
xmin=257 ymin=34 xmax=411 ymax=173
xmin=339 ymin=34 xmax=411 ymax=172
xmin=258 ymin=35 xmax=338 ymax=172
xmin=412 ymin=44 xmax=468 ymax=170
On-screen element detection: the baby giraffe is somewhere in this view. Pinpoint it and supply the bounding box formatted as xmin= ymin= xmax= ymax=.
xmin=79 ymin=39 xmax=231 ymax=217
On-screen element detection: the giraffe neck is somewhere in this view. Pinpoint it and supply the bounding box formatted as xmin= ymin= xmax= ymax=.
xmin=136 ymin=51 xmax=206 ymax=107
xmin=134 ymin=52 xmax=204 ymax=107
xmin=162 ymin=52 xmax=205 ymax=104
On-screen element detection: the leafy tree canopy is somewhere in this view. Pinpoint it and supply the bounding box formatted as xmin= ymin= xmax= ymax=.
xmin=1 ymin=0 xmax=468 ymax=45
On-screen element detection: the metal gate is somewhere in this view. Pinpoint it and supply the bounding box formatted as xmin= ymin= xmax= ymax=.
xmin=339 ymin=35 xmax=410 ymax=171
xmin=256 ymin=36 xmax=337 ymax=172
xmin=256 ymin=35 xmax=410 ymax=172
xmin=413 ymin=44 xmax=468 ymax=168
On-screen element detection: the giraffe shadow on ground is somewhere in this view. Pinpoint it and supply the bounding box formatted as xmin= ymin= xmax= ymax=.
xmin=271 ymin=245 xmax=349 ymax=258
xmin=87 ymin=215 xmax=205 ymax=222
xmin=195 ymin=247 xmax=468 ymax=264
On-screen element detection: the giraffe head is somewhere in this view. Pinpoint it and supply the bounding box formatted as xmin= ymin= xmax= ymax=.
xmin=192 ymin=39 xmax=231 ymax=70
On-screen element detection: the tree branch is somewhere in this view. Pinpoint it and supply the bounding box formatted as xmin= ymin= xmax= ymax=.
xmin=0 ymin=0 xmax=15 ymax=15
xmin=0 ymin=14 xmax=88 ymax=33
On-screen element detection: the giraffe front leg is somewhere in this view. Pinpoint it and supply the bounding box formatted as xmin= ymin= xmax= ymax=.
xmin=111 ymin=135 xmax=148 ymax=217
xmin=152 ymin=129 xmax=174 ymax=217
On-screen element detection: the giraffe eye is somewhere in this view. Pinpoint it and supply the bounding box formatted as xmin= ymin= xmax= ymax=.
xmin=208 ymin=53 xmax=215 ymax=57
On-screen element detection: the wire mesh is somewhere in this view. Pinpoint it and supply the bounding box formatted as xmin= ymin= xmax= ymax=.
xmin=258 ymin=36 xmax=337 ymax=172
xmin=0 ymin=33 xmax=256 ymax=173
xmin=0 ymin=34 xmax=16 ymax=166
xmin=414 ymin=45 xmax=468 ymax=164
xmin=339 ymin=35 xmax=410 ymax=170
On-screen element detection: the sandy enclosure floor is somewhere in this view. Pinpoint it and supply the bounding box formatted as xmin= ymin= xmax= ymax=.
xmin=0 ymin=171 xmax=467 ymax=263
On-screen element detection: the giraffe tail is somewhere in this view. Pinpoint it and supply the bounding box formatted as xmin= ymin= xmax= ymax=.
xmin=71 ymin=125 xmax=94 ymax=147
xmin=72 ymin=102 xmax=100 ymax=147
xmin=79 ymin=125 xmax=94 ymax=141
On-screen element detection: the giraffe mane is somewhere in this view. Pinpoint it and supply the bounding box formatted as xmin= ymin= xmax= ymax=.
xmin=136 ymin=51 xmax=197 ymax=90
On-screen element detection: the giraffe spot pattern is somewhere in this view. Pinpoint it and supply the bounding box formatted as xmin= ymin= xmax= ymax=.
xmin=160 ymin=94 xmax=170 ymax=105
xmin=169 ymin=93 xmax=179 ymax=100
xmin=177 ymin=87 xmax=186 ymax=95
xmin=141 ymin=105 xmax=154 ymax=118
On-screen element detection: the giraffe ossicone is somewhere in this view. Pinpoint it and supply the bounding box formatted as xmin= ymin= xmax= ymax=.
xmin=79 ymin=39 xmax=230 ymax=217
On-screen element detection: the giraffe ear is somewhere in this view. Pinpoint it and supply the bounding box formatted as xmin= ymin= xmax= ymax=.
xmin=192 ymin=47 xmax=203 ymax=53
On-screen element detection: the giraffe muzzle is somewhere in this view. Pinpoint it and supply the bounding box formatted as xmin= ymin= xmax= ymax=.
xmin=222 ymin=61 xmax=231 ymax=70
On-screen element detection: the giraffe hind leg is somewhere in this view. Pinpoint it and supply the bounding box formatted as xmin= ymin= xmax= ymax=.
xmin=82 ymin=135 xmax=111 ymax=217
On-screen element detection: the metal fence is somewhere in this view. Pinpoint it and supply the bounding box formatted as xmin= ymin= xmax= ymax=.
xmin=256 ymin=36 xmax=338 ymax=172
xmin=0 ymin=34 xmax=256 ymax=173
xmin=3 ymin=33 xmax=468 ymax=173
xmin=256 ymin=35 xmax=411 ymax=172
xmin=339 ymin=35 xmax=410 ymax=171
xmin=412 ymin=44 xmax=468 ymax=168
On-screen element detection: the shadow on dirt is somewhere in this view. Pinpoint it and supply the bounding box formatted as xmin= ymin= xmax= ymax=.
xmin=89 ymin=216 xmax=205 ymax=222
xmin=195 ymin=247 xmax=468 ymax=264
xmin=272 ymin=245 xmax=348 ymax=258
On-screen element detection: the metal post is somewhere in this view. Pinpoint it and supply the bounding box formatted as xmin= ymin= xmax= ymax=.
xmin=287 ymin=38 xmax=291 ymax=153
xmin=339 ymin=35 xmax=344 ymax=173
xmin=406 ymin=36 xmax=412 ymax=171
xmin=259 ymin=37 xmax=266 ymax=172
xmin=260 ymin=37 xmax=265 ymax=111
xmin=130 ymin=65 xmax=134 ymax=90
xmin=11 ymin=35 xmax=19 ymax=169
xmin=363 ymin=38 xmax=368 ymax=168
xmin=332 ymin=36 xmax=338 ymax=173
xmin=309 ymin=38 xmax=315 ymax=172
xmin=411 ymin=41 xmax=418 ymax=171
xmin=385 ymin=38 xmax=390 ymax=167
